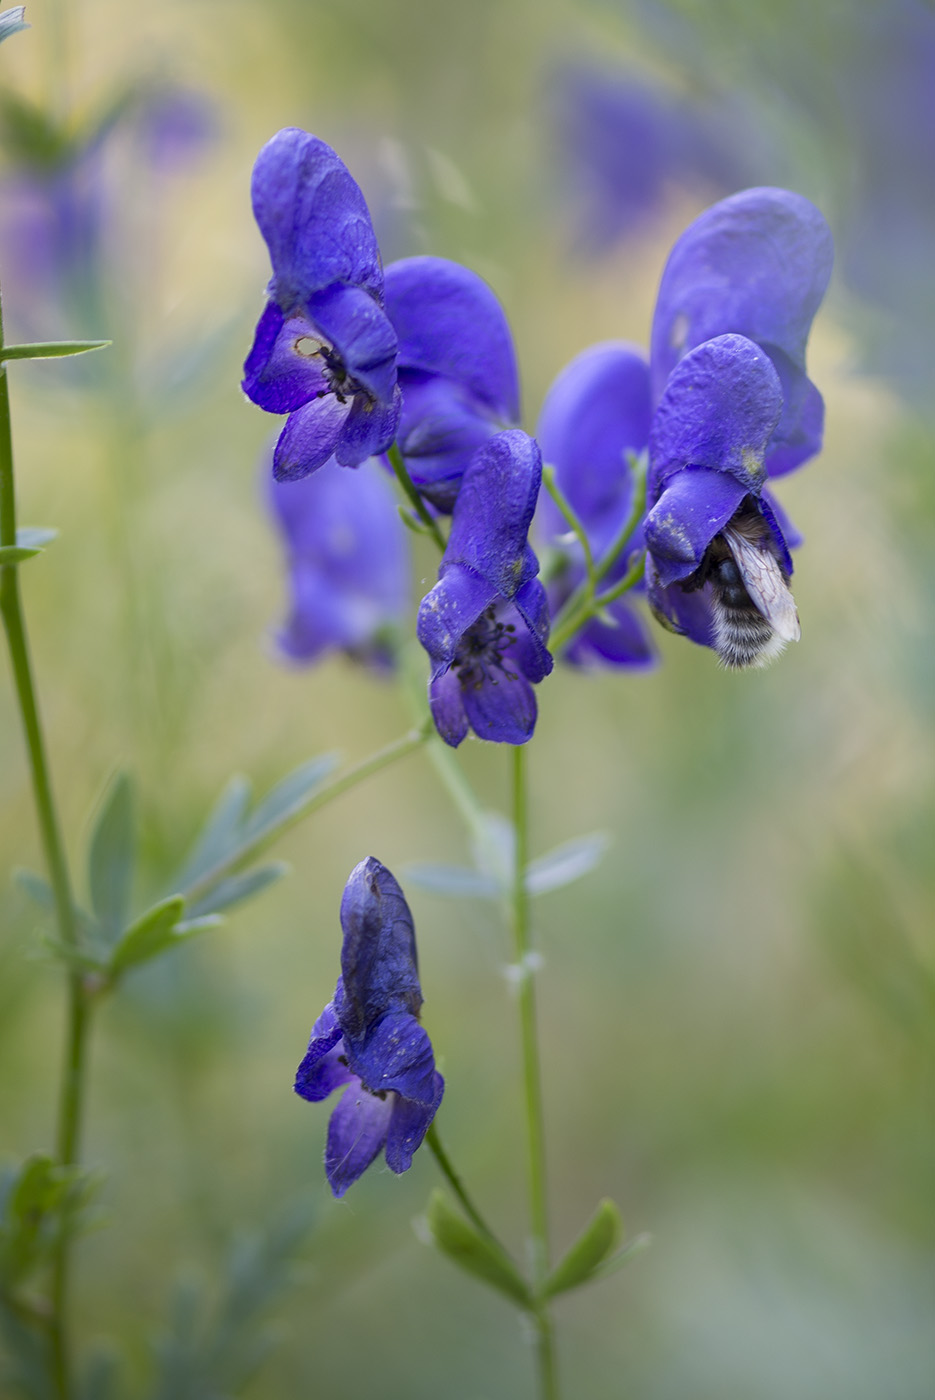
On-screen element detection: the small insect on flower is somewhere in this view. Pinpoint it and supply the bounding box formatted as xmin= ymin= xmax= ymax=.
xmin=681 ymin=504 xmax=800 ymax=669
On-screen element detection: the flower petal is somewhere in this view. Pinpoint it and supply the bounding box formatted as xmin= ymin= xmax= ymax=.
xmin=243 ymin=304 xmax=332 ymax=414
xmin=325 ymin=1080 xmax=394 ymax=1197
xmin=385 ymin=1071 xmax=445 ymax=1175
xmin=646 ymin=554 xmax=717 ymax=648
xmin=384 ymin=256 xmax=519 ymax=422
xmin=650 ymin=185 xmax=834 ymax=398
xmin=537 ymin=340 xmax=652 ymax=552
xmin=346 ymin=1012 xmax=440 ymax=1106
xmin=334 ymin=386 xmax=401 ymax=468
xmin=644 ymin=467 xmax=749 ymax=587
xmin=460 ymin=661 xmax=538 ymax=745
xmin=427 ymin=666 xmax=470 ymax=748
xmin=417 ymin=563 xmax=499 ymax=674
xmin=306 ymin=283 xmax=398 ymax=406
xmin=272 ymin=396 xmax=351 ymax=481
xmin=294 ymin=1000 xmax=352 ymax=1102
xmin=337 ymin=858 xmax=423 ymax=1040
xmin=564 ymin=598 xmax=657 ymax=669
xmin=396 ymin=369 xmax=501 ymax=513
xmin=251 ymin=128 xmax=383 ymax=310
xmin=445 ymin=430 xmax=543 ymax=599
xmin=649 ymin=334 xmax=783 ymax=497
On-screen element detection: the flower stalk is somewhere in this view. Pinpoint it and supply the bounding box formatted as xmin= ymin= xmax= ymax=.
xmin=509 ymin=744 xmax=559 ymax=1400
xmin=0 ymin=290 xmax=85 ymax=1400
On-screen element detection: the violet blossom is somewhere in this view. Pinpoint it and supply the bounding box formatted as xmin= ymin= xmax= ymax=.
xmin=294 ymin=858 xmax=443 ymax=1197
xmin=643 ymin=186 xmax=832 ymax=666
xmin=268 ymin=455 xmax=408 ymax=671
xmin=243 ymin=128 xmax=401 ymax=481
xmin=383 ymin=256 xmax=519 ymax=512
xmin=536 ymin=341 xmax=656 ymax=669
xmin=417 ymin=430 xmax=553 ymax=746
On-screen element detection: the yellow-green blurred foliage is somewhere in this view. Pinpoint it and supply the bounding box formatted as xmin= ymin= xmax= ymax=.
xmin=1 ymin=1 xmax=933 ymax=1396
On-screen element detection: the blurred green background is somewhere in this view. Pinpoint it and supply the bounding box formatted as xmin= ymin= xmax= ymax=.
xmin=1 ymin=0 xmax=934 ymax=1396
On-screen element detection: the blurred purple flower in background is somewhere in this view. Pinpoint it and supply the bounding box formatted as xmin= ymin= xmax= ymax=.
xmin=384 ymin=256 xmax=520 ymax=513
xmin=243 ymin=128 xmax=401 ymax=481
xmin=644 ymin=187 xmax=833 ymax=666
xmin=0 ymin=81 xmax=216 ymax=337
xmin=537 ymin=341 xmax=656 ymax=669
xmin=268 ymin=455 xmax=408 ymax=672
xmin=418 ymin=430 xmax=553 ymax=746
xmin=551 ymin=63 xmax=753 ymax=253
xmin=294 ymin=858 xmax=443 ymax=1198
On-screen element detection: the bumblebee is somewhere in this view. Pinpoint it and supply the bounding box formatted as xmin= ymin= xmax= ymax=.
xmin=683 ymin=505 xmax=800 ymax=669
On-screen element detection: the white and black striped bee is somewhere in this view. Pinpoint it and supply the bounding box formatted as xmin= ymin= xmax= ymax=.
xmin=682 ymin=504 xmax=801 ymax=669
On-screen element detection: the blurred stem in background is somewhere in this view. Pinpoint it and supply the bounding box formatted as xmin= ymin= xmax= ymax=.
xmin=0 ymin=287 xmax=86 ymax=1399
xmin=510 ymin=743 xmax=559 ymax=1400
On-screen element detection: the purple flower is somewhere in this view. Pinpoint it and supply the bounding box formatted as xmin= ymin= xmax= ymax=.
xmin=417 ymin=430 xmax=553 ymax=746
xmin=268 ymin=455 xmax=408 ymax=671
xmin=643 ymin=187 xmax=833 ymax=667
xmin=243 ymin=129 xmax=401 ymax=481
xmin=294 ymin=858 xmax=443 ymax=1198
xmin=384 ymin=256 xmax=519 ymax=512
xmin=536 ymin=341 xmax=656 ymax=669
xmin=553 ymin=64 xmax=753 ymax=253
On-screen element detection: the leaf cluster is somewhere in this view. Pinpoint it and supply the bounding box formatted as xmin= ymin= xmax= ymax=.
xmin=424 ymin=1190 xmax=649 ymax=1314
xmin=0 ymin=1154 xmax=100 ymax=1308
xmin=18 ymin=756 xmax=339 ymax=987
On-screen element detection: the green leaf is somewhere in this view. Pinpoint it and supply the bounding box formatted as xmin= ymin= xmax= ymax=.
xmin=425 ymin=1191 xmax=532 ymax=1308
xmin=540 ymin=1198 xmax=622 ymax=1300
xmin=0 ymin=525 xmax=59 ymax=565
xmin=108 ymin=895 xmax=186 ymax=975
xmin=525 ymin=832 xmax=611 ymax=897
xmin=0 ymin=1153 xmax=100 ymax=1289
xmin=588 ymin=1232 xmax=652 ymax=1281
xmin=176 ymin=775 xmax=252 ymax=890
xmin=0 ymin=339 xmax=110 ymax=361
xmin=403 ymin=863 xmax=500 ymax=899
xmin=88 ymin=773 xmax=136 ymax=942
xmin=185 ymin=863 xmax=288 ymax=919
xmin=14 ymin=868 xmax=55 ymax=910
xmin=0 ymin=8 xmax=28 ymax=45
xmin=241 ymin=755 xmax=340 ymax=844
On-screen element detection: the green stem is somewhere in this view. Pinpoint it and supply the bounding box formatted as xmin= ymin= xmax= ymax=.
xmin=182 ymin=724 xmax=432 ymax=903
xmin=0 ymin=300 xmax=86 ymax=1400
xmin=386 ymin=442 xmax=446 ymax=551
xmin=425 ymin=1123 xmax=497 ymax=1241
xmin=509 ymin=745 xmax=559 ymax=1400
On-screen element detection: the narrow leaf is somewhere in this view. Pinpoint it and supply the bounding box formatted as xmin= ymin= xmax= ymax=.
xmin=0 ymin=8 xmax=28 ymax=44
xmin=16 ymin=526 xmax=57 ymax=549
xmin=108 ymin=895 xmax=185 ymax=975
xmin=241 ymin=754 xmax=340 ymax=844
xmin=88 ymin=773 xmax=136 ymax=941
xmin=176 ymin=774 xmax=252 ymax=890
xmin=185 ymin=863 xmax=288 ymax=919
xmin=540 ymin=1198 xmax=622 ymax=1300
xmin=0 ymin=545 xmax=39 ymax=564
xmin=403 ymin=863 xmax=500 ymax=899
xmin=589 ymin=1232 xmax=652 ymax=1280
xmin=0 ymin=339 xmax=110 ymax=360
xmin=525 ymin=832 xmax=611 ymax=897
xmin=425 ymin=1190 xmax=532 ymax=1308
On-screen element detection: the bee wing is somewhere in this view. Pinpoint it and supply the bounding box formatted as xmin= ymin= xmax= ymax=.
xmin=723 ymin=525 xmax=801 ymax=642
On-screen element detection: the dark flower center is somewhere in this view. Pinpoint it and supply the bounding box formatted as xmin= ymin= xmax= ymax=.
xmin=454 ymin=607 xmax=519 ymax=689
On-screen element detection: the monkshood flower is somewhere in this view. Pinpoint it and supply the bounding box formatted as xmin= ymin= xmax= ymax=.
xmin=268 ymin=455 xmax=408 ymax=671
xmin=537 ymin=341 xmax=656 ymax=669
xmin=418 ymin=430 xmax=553 ymax=746
xmin=553 ymin=63 xmax=753 ymax=254
xmin=243 ymin=128 xmax=401 ymax=481
xmin=294 ymin=858 xmax=443 ymax=1198
xmin=383 ymin=256 xmax=520 ymax=512
xmin=643 ymin=186 xmax=833 ymax=668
